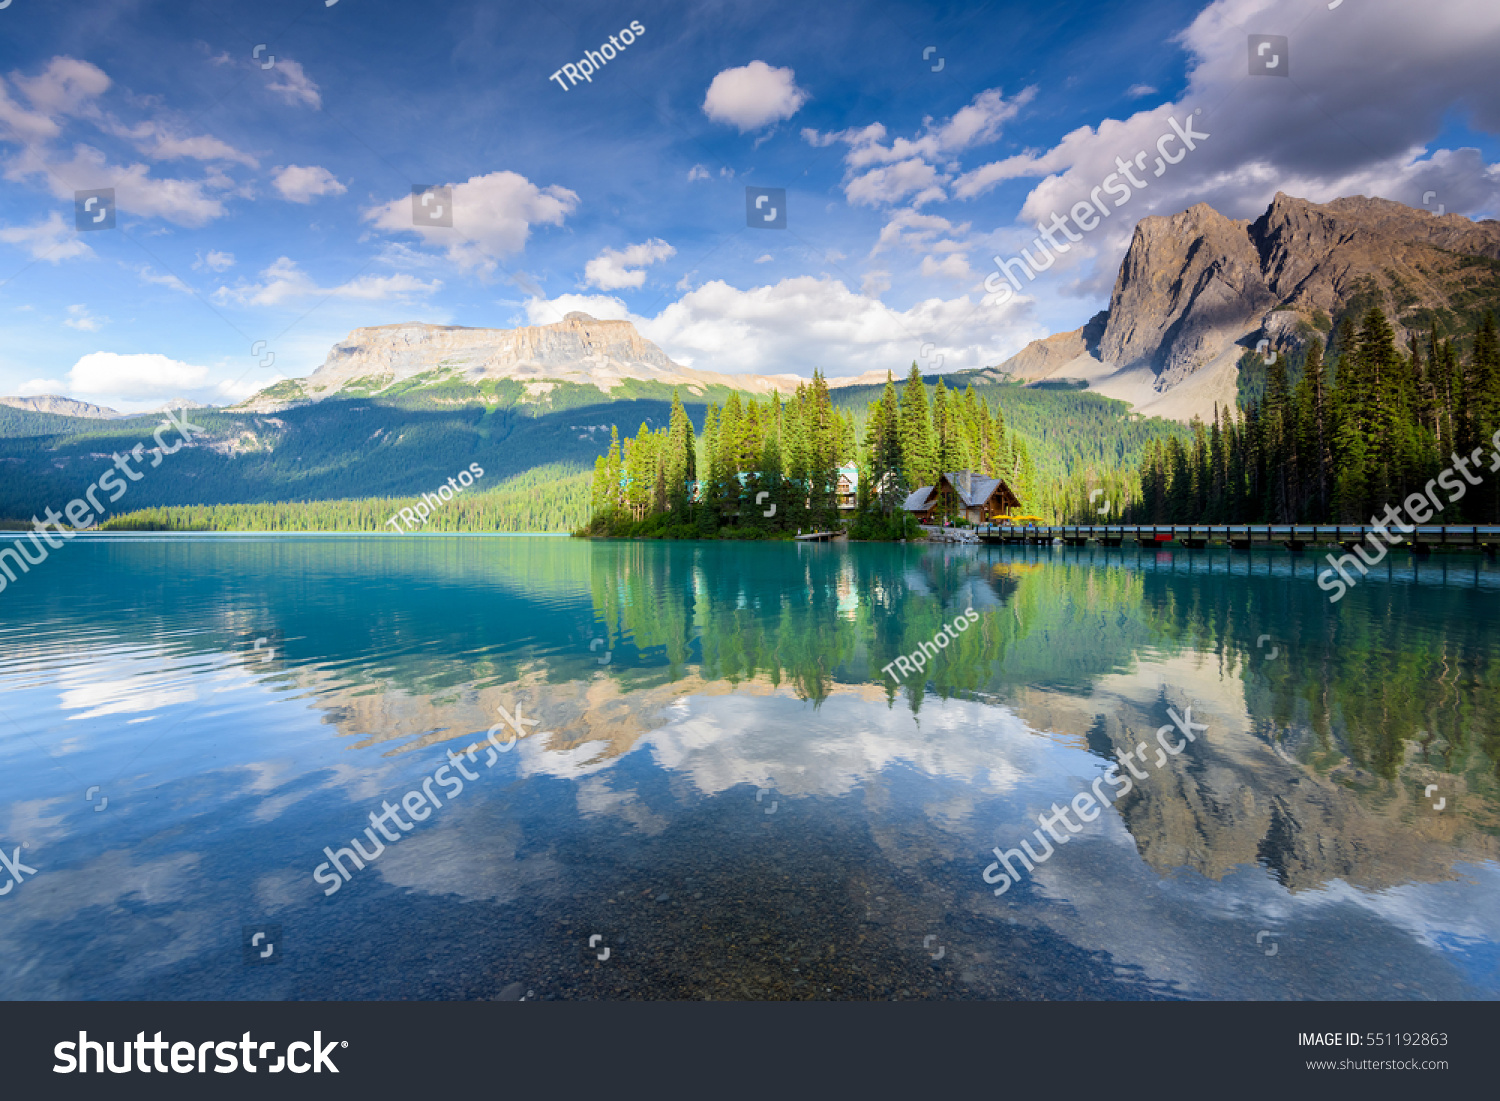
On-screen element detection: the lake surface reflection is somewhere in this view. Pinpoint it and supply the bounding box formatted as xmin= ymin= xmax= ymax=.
xmin=1 ymin=534 xmax=1496 ymax=1000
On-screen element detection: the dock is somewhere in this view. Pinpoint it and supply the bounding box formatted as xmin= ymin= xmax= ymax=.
xmin=972 ymin=524 xmax=1500 ymax=553
xmin=794 ymin=531 xmax=842 ymax=541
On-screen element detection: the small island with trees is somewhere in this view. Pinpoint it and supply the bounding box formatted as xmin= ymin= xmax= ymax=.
xmin=581 ymin=365 xmax=1037 ymax=540
xmin=582 ymin=306 xmax=1500 ymax=540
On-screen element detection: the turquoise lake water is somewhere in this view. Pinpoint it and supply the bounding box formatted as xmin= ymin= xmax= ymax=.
xmin=0 ymin=534 xmax=1496 ymax=1000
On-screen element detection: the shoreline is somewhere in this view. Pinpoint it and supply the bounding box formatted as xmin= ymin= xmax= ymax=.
xmin=0 ymin=529 xmax=573 ymax=537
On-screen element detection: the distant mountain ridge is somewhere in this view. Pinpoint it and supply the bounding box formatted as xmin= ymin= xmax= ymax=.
xmin=0 ymin=395 xmax=213 ymax=421
xmin=234 ymin=312 xmax=895 ymax=413
xmin=0 ymin=395 xmax=119 ymax=419
xmin=999 ymin=193 xmax=1500 ymax=421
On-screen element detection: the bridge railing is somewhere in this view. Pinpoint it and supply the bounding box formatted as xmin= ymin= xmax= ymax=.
xmin=971 ymin=524 xmax=1500 ymax=542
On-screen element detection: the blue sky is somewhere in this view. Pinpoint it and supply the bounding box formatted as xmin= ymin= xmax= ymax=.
xmin=1 ymin=0 xmax=1497 ymax=411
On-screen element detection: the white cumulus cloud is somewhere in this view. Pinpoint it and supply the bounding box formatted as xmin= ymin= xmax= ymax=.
xmin=364 ymin=170 xmax=579 ymax=274
xmin=526 ymin=275 xmax=1044 ymax=377
xmin=845 ymin=158 xmax=947 ymax=207
xmin=702 ymin=61 xmax=808 ymax=132
xmin=804 ymin=87 xmax=1034 ymax=207
xmin=8 ymin=57 xmax=110 ymax=126
xmin=66 ymin=352 xmax=209 ymax=400
xmin=271 ymin=164 xmax=346 ymax=203
xmin=583 ymin=238 xmax=675 ymax=290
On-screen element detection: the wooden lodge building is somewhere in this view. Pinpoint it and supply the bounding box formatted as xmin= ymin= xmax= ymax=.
xmin=903 ymin=471 xmax=1020 ymax=525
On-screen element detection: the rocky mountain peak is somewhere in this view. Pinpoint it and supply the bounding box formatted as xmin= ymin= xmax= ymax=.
xmin=1098 ymin=199 xmax=1269 ymax=381
xmin=1001 ymin=192 xmax=1500 ymax=422
xmin=235 ymin=314 xmax=884 ymax=413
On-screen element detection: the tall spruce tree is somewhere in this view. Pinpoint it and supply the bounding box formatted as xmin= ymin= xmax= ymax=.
xmin=665 ymin=389 xmax=696 ymax=512
xmin=898 ymin=363 xmax=936 ymax=492
xmin=865 ymin=372 xmax=905 ymax=517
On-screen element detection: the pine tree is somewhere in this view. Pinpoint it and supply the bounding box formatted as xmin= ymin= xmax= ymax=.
xmin=700 ymin=404 xmax=720 ymax=482
xmin=1263 ymin=356 xmax=1295 ymax=521
xmin=712 ymin=394 xmax=747 ymax=521
xmin=1190 ymin=417 xmax=1209 ymax=520
xmin=807 ymin=370 xmax=840 ymax=528
xmin=1469 ymin=313 xmax=1500 ymax=517
xmin=991 ymin=402 xmax=1011 ymax=484
xmin=1295 ymin=338 xmax=1330 ymax=520
xmin=865 ymin=372 xmax=905 ymax=516
xmin=1332 ymin=429 xmax=1370 ymax=522
xmin=624 ymin=422 xmax=654 ymax=519
xmin=601 ymin=425 xmax=623 ymax=515
xmin=1013 ymin=436 xmax=1036 ymax=508
xmin=931 ymin=378 xmax=970 ymax=477
xmin=756 ymin=426 xmax=787 ymax=530
xmin=590 ymin=453 xmax=610 ymax=516
xmin=961 ymin=386 xmax=984 ymax=474
xmin=699 ymin=404 xmax=724 ymax=530
xmin=666 ymin=389 xmax=696 ymax=513
xmin=783 ymin=386 xmax=810 ymax=531
xmin=652 ymin=458 xmax=668 ymax=516
xmin=1165 ymin=436 xmax=1190 ymax=522
xmin=1207 ymin=407 xmax=1225 ymax=522
xmin=898 ymin=363 xmax=935 ymax=492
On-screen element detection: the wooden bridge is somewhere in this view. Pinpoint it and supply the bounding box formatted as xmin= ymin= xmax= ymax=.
xmin=965 ymin=542 xmax=1500 ymax=591
xmin=972 ymin=524 xmax=1500 ymax=553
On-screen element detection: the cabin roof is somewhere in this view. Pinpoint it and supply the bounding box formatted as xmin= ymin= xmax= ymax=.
xmin=902 ymin=486 xmax=936 ymax=511
xmin=903 ymin=471 xmax=1018 ymax=512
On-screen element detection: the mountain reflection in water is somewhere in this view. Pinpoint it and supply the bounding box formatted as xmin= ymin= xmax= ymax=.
xmin=0 ymin=535 xmax=1495 ymax=1000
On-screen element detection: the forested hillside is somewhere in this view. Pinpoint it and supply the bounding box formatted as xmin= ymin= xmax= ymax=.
xmin=101 ymin=465 xmax=592 ymax=533
xmin=0 ymin=399 xmax=656 ymax=523
xmin=0 ymin=405 xmax=115 ymax=439
xmin=0 ymin=368 xmax=1185 ymax=532
xmin=1128 ymin=308 xmax=1500 ymax=523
